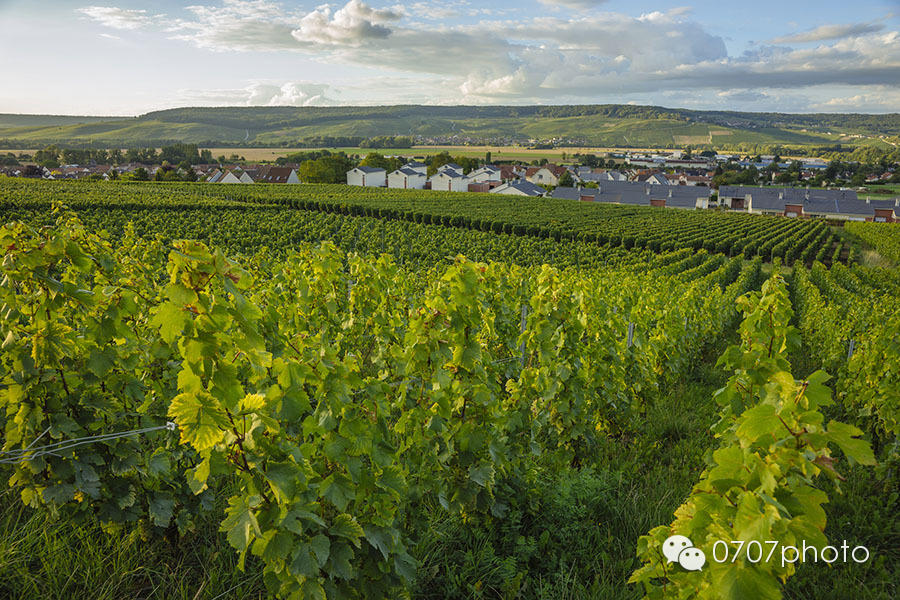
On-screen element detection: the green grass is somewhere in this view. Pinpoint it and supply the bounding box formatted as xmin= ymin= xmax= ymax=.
xmin=0 ymin=486 xmax=268 ymax=600
xmin=863 ymin=184 xmax=900 ymax=196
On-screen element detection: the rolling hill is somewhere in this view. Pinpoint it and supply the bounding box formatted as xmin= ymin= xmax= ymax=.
xmin=1 ymin=105 xmax=898 ymax=151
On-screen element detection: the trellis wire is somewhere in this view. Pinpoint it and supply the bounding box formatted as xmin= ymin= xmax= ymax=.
xmin=0 ymin=422 xmax=176 ymax=465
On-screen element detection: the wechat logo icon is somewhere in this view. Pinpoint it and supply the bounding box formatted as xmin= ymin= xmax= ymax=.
xmin=663 ymin=535 xmax=706 ymax=571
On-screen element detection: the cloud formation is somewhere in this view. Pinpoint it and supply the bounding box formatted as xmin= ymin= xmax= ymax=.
xmin=180 ymin=81 xmax=337 ymax=106
xmin=79 ymin=0 xmax=900 ymax=109
xmin=292 ymin=0 xmax=401 ymax=45
xmin=769 ymin=22 xmax=885 ymax=44
xmin=78 ymin=6 xmax=154 ymax=29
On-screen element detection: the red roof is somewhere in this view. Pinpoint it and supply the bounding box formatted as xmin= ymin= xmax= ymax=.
xmin=255 ymin=166 xmax=295 ymax=183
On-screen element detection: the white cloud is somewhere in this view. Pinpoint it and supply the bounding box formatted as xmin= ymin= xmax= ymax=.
xmin=291 ymin=0 xmax=401 ymax=46
xmin=150 ymin=1 xmax=900 ymax=107
xmin=180 ymin=81 xmax=338 ymax=106
xmin=811 ymin=87 xmax=900 ymax=111
xmin=78 ymin=6 xmax=154 ymax=30
xmin=770 ymin=22 xmax=885 ymax=44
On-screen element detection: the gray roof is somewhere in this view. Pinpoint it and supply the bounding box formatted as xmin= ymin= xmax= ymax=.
xmin=355 ymin=166 xmax=386 ymax=174
xmin=552 ymin=182 xmax=708 ymax=207
xmin=390 ymin=167 xmax=420 ymax=176
xmin=665 ymin=195 xmax=701 ymax=209
xmin=433 ymin=168 xmax=464 ymax=178
xmin=869 ymin=197 xmax=900 ymax=210
xmin=578 ymin=172 xmax=606 ymax=182
xmin=720 ymin=185 xmax=872 ymax=216
xmin=552 ymin=186 xmax=583 ymax=200
xmin=493 ymin=179 xmax=546 ymax=196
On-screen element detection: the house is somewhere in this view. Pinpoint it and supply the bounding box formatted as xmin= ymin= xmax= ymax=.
xmin=598 ymin=170 xmax=628 ymax=182
xmin=869 ymin=198 xmax=899 ymax=223
xmin=553 ymin=182 xmax=710 ymax=209
xmin=213 ymin=168 xmax=252 ymax=184
xmin=665 ymin=158 xmax=716 ymax=170
xmin=525 ymin=165 xmax=569 ymax=186
xmin=634 ymin=172 xmax=669 ymax=185
xmin=467 ymin=165 xmax=502 ymax=183
xmin=499 ymin=165 xmax=526 ymax=181
xmin=490 ymin=180 xmax=547 ymax=197
xmin=437 ymin=163 xmax=464 ymax=174
xmin=255 ymin=166 xmax=300 ymax=184
xmin=242 ymin=167 xmax=262 ymax=181
xmin=676 ymin=174 xmax=711 ymax=187
xmin=388 ymin=167 xmax=427 ymax=189
xmin=718 ymin=186 xmax=868 ymax=219
xmin=347 ymin=166 xmax=387 ymax=187
xmin=404 ymin=161 xmax=427 ymax=175
xmin=429 ymin=168 xmax=468 ymax=192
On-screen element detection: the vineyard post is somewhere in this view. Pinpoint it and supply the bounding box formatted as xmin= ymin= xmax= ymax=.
xmin=519 ymin=303 xmax=528 ymax=367
xmin=627 ymin=322 xmax=635 ymax=348
xmin=848 ymin=338 xmax=855 ymax=360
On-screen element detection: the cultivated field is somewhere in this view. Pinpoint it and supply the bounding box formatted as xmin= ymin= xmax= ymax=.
xmin=0 ymin=179 xmax=897 ymax=600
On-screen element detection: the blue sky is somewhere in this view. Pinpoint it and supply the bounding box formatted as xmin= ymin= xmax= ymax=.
xmin=1 ymin=0 xmax=899 ymax=114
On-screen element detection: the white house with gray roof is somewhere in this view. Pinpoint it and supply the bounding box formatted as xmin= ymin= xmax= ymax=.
xmin=347 ymin=166 xmax=387 ymax=187
xmin=388 ymin=167 xmax=426 ymax=189
xmin=429 ymin=168 xmax=468 ymax=192
xmin=467 ymin=165 xmax=502 ymax=183
xmin=404 ymin=161 xmax=427 ymax=175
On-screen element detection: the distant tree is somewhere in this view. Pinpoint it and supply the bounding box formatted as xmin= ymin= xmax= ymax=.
xmin=133 ymin=167 xmax=150 ymax=181
xmin=108 ymin=169 xmax=119 ymax=180
xmin=34 ymin=145 xmax=61 ymax=168
xmin=360 ymin=152 xmax=392 ymax=171
xmin=775 ymin=171 xmax=795 ymax=185
xmin=299 ymin=154 xmax=353 ymax=183
xmin=576 ymin=153 xmax=599 ymax=167
xmin=427 ymin=151 xmax=454 ymax=176
xmin=455 ymin=156 xmax=480 ymax=174
xmin=160 ymin=143 xmax=201 ymax=165
xmin=179 ymin=160 xmax=198 ymax=182
xmin=557 ymin=171 xmax=575 ymax=187
xmin=699 ymin=149 xmax=716 ymax=158
xmin=485 ymin=151 xmax=492 ymax=164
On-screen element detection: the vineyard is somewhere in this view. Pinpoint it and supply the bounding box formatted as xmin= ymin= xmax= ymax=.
xmin=0 ymin=180 xmax=897 ymax=599
xmin=0 ymin=179 xmax=851 ymax=264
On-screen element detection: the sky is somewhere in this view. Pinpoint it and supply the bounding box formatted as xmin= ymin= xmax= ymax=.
xmin=1 ymin=0 xmax=899 ymax=115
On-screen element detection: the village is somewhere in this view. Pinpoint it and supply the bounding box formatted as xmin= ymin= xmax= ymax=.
xmin=2 ymin=149 xmax=897 ymax=222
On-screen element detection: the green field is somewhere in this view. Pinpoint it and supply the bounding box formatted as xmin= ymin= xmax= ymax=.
xmin=0 ymin=179 xmax=897 ymax=599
